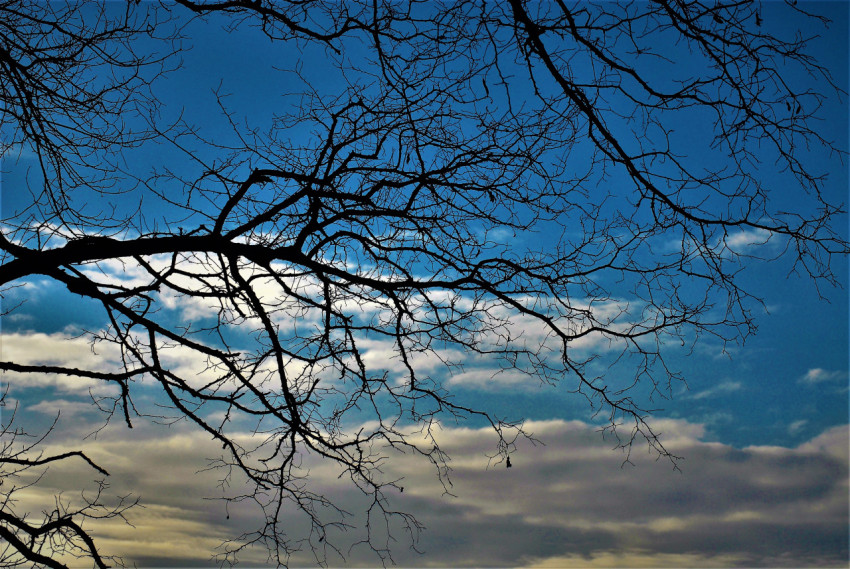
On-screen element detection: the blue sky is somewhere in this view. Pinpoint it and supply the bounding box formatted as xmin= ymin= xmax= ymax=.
xmin=0 ymin=1 xmax=848 ymax=567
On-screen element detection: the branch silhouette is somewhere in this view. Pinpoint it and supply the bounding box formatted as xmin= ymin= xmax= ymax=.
xmin=0 ymin=1 xmax=846 ymax=566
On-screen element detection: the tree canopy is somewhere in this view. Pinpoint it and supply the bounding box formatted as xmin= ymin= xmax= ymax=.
xmin=0 ymin=1 xmax=846 ymax=567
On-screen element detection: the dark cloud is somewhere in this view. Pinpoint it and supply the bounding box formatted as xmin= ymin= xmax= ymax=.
xmin=324 ymin=421 xmax=849 ymax=567
xmin=19 ymin=418 xmax=849 ymax=567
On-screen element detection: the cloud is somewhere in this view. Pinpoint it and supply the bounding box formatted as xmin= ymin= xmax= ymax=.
xmin=26 ymin=398 xmax=104 ymax=418
xmin=799 ymin=368 xmax=846 ymax=385
xmin=788 ymin=419 xmax=808 ymax=435
xmin=0 ymin=332 xmax=123 ymax=395
xmin=668 ymin=228 xmax=780 ymax=262
xmin=357 ymin=337 xmax=466 ymax=377
xmin=387 ymin=421 xmax=849 ymax=568
xmin=0 ymin=328 xmax=302 ymax=402
xmin=4 ymin=248 xmax=672 ymax=406
xmin=723 ymin=228 xmax=774 ymax=253
xmin=686 ymin=380 xmax=742 ymax=400
xmin=524 ymin=551 xmax=747 ymax=568
xmin=446 ymin=367 xmax=536 ymax=389
xmin=10 ymin=416 xmax=846 ymax=568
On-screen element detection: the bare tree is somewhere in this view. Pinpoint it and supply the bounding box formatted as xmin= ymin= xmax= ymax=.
xmin=0 ymin=392 xmax=137 ymax=569
xmin=0 ymin=0 xmax=846 ymax=566
xmin=0 ymin=0 xmax=175 ymax=229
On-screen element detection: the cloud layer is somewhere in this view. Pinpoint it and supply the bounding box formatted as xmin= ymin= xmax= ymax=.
xmin=15 ymin=417 xmax=848 ymax=568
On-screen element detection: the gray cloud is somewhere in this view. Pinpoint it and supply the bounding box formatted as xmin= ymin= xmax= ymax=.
xmin=368 ymin=420 xmax=848 ymax=567
xmin=16 ymin=418 xmax=848 ymax=568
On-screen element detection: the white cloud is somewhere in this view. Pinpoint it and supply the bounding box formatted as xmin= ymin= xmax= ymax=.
xmin=357 ymin=337 xmax=465 ymax=376
xmin=26 ymin=398 xmax=102 ymax=418
xmin=788 ymin=419 xmax=808 ymax=435
xmin=723 ymin=228 xmax=774 ymax=252
xmin=686 ymin=380 xmax=743 ymax=400
xmin=799 ymin=368 xmax=845 ymax=384
xmin=667 ymin=227 xmax=783 ymax=266
xmin=6 ymin=246 xmax=667 ymax=404
xmin=0 ymin=332 xmax=123 ymax=395
xmin=446 ymin=367 xmax=535 ymax=389
xmin=797 ymin=424 xmax=850 ymax=459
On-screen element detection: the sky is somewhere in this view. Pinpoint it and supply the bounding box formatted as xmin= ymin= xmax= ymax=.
xmin=0 ymin=1 xmax=848 ymax=568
